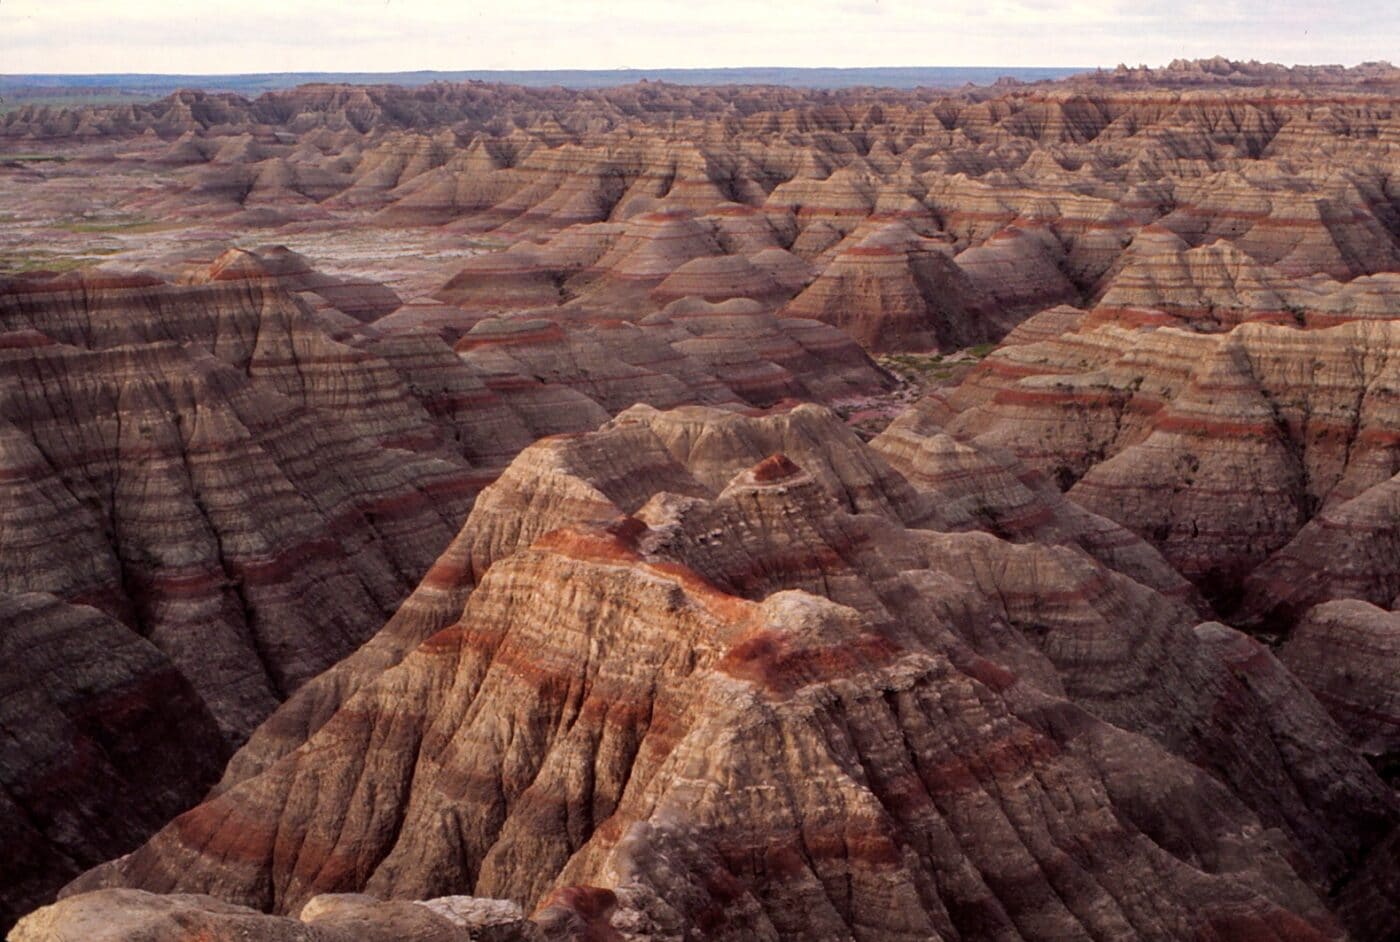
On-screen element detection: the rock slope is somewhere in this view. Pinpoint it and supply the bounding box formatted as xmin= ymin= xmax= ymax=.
xmin=60 ymin=404 xmax=1398 ymax=940
xmin=0 ymin=255 xmax=890 ymax=930
xmin=0 ymin=594 xmax=225 ymax=928
xmin=4 ymin=59 xmax=1400 ymax=939
xmin=923 ymin=315 xmax=1400 ymax=619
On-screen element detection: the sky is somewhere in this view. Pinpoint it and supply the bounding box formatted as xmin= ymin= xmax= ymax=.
xmin=2 ymin=0 xmax=1395 ymax=75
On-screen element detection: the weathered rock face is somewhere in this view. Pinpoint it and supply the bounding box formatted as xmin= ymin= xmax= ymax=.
xmin=453 ymin=299 xmax=892 ymax=414
xmin=0 ymin=272 xmax=490 ymax=929
xmin=184 ymin=245 xmax=403 ymax=323
xmin=780 ymin=220 xmax=1003 ymax=351
xmin=925 ymin=316 xmax=1400 ymax=615
xmin=64 ymin=404 xmax=1397 ymax=940
xmin=0 ymin=277 xmax=480 ymax=741
xmin=0 ymin=594 xmax=226 ymax=930
xmin=0 ymin=259 xmax=890 ymax=931
xmin=1279 ymin=601 xmax=1400 ymax=764
xmin=0 ymin=271 xmax=497 ymax=465
xmin=1238 ymin=469 xmax=1400 ymax=627
xmin=869 ymin=396 xmax=1200 ymax=603
xmin=5 ymin=59 xmax=1400 ymax=940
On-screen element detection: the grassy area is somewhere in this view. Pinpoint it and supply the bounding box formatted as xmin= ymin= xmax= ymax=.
xmin=880 ymin=352 xmax=957 ymax=382
xmin=0 ymin=255 xmax=88 ymax=274
xmin=879 ymin=342 xmax=1003 ymax=388
xmin=0 ymin=248 xmax=118 ymax=274
xmin=54 ymin=216 xmax=170 ymax=234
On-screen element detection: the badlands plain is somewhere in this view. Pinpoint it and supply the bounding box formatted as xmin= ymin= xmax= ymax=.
xmin=2 ymin=57 xmax=1400 ymax=940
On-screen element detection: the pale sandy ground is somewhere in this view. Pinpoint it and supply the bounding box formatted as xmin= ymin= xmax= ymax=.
xmin=0 ymin=152 xmax=492 ymax=300
xmin=251 ymin=226 xmax=495 ymax=300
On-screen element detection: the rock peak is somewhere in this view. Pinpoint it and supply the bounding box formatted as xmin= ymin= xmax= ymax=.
xmin=749 ymin=452 xmax=805 ymax=483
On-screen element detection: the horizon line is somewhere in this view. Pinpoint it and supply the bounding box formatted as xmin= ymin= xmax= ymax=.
xmin=1 ymin=65 xmax=1095 ymax=79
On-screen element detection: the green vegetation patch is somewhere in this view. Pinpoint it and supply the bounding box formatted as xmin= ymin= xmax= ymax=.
xmin=878 ymin=352 xmax=956 ymax=382
xmin=0 ymin=248 xmax=118 ymax=274
xmin=55 ymin=216 xmax=165 ymax=234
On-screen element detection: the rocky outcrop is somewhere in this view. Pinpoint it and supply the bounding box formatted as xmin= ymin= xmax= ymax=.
xmin=0 ymin=271 xmax=518 ymax=929
xmin=12 ymin=889 xmax=541 ymax=942
xmin=0 ymin=248 xmax=894 ymax=929
xmin=6 ymin=61 xmax=1400 ymax=939
xmin=65 ymin=405 xmax=1397 ymax=940
xmin=0 ymin=277 xmax=481 ymax=741
xmin=453 ymin=301 xmax=892 ymax=412
xmin=1279 ymin=601 xmax=1400 ymax=763
xmin=184 ymin=245 xmax=402 ymax=322
xmin=925 ymin=316 xmax=1400 ymax=613
xmin=780 ymin=221 xmax=1003 ymax=351
xmin=870 ymin=396 xmax=1200 ymax=603
xmin=0 ymin=594 xmax=226 ymax=929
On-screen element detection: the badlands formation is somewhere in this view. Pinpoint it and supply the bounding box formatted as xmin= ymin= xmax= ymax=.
xmin=2 ymin=57 xmax=1400 ymax=939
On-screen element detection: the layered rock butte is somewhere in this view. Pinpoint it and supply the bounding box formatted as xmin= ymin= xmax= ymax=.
xmin=4 ymin=58 xmax=1400 ymax=940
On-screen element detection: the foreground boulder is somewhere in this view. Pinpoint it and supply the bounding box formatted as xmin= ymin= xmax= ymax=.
xmin=12 ymin=889 xmax=541 ymax=942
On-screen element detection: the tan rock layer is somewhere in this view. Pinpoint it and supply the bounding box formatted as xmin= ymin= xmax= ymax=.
xmin=66 ymin=405 xmax=1397 ymax=940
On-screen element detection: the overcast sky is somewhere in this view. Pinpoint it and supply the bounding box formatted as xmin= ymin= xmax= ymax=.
xmin=2 ymin=0 xmax=1394 ymax=74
